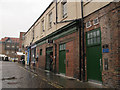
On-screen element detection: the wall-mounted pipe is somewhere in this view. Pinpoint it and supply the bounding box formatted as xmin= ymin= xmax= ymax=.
xmin=78 ymin=19 xmax=82 ymax=81
xmin=81 ymin=0 xmax=85 ymax=82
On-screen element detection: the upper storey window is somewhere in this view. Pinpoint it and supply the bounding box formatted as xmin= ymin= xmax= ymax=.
xmin=42 ymin=19 xmax=45 ymax=32
xmin=62 ymin=0 xmax=67 ymax=18
xmin=49 ymin=12 xmax=52 ymax=28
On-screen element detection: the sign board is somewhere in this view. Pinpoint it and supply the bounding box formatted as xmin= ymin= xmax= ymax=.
xmin=103 ymin=48 xmax=109 ymax=53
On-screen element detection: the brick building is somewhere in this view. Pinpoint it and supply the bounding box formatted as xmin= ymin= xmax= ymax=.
xmin=23 ymin=1 xmax=120 ymax=88
xmin=17 ymin=32 xmax=26 ymax=62
xmin=0 ymin=37 xmax=19 ymax=60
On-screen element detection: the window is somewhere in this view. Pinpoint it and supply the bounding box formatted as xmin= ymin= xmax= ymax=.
xmin=7 ymin=40 xmax=11 ymax=43
xmin=49 ymin=12 xmax=52 ymax=28
xmin=7 ymin=45 xmax=10 ymax=48
xmin=6 ymin=51 xmax=9 ymax=54
xmin=62 ymin=0 xmax=67 ymax=18
xmin=12 ymin=51 xmax=14 ymax=53
xmin=59 ymin=43 xmax=66 ymax=51
xmin=42 ymin=20 xmax=45 ymax=32
xmin=86 ymin=21 xmax=92 ymax=28
xmin=87 ymin=29 xmax=101 ymax=46
xmin=32 ymin=30 xmax=34 ymax=39
xmin=12 ymin=46 xmax=15 ymax=48
xmin=93 ymin=17 xmax=99 ymax=25
xmin=40 ymin=49 xmax=42 ymax=56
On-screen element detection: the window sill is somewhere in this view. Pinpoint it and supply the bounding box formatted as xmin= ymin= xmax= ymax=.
xmin=48 ymin=26 xmax=52 ymax=30
xmin=61 ymin=15 xmax=68 ymax=22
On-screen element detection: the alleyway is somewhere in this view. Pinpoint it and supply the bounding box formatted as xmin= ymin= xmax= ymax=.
xmin=1 ymin=61 xmax=110 ymax=89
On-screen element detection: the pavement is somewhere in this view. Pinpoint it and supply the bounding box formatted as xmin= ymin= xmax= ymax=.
xmin=19 ymin=63 xmax=106 ymax=88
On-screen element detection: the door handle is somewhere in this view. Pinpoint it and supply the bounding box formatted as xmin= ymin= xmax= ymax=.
xmin=100 ymin=58 xmax=101 ymax=67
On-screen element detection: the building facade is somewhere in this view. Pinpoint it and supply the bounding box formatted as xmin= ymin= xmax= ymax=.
xmin=0 ymin=37 xmax=19 ymax=60
xmin=23 ymin=0 xmax=120 ymax=88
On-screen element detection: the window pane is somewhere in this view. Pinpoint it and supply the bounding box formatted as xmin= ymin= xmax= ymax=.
xmin=93 ymin=38 xmax=96 ymax=44
xmin=97 ymin=37 xmax=100 ymax=43
xmin=97 ymin=30 xmax=100 ymax=36
xmin=90 ymin=33 xmax=93 ymax=38
xmin=87 ymin=33 xmax=90 ymax=39
xmin=93 ymin=31 xmax=96 ymax=37
xmin=91 ymin=39 xmax=93 ymax=45
xmin=60 ymin=45 xmax=61 ymax=50
xmin=88 ymin=39 xmax=90 ymax=45
xmin=63 ymin=44 xmax=66 ymax=50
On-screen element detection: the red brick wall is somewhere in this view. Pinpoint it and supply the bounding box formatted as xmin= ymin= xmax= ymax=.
xmin=84 ymin=2 xmax=120 ymax=88
xmin=55 ymin=32 xmax=79 ymax=78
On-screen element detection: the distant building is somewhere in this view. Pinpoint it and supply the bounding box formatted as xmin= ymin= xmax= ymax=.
xmin=0 ymin=37 xmax=19 ymax=60
xmin=18 ymin=32 xmax=26 ymax=62
xmin=19 ymin=32 xmax=25 ymax=52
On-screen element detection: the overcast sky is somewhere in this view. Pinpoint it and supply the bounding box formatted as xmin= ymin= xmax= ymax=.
xmin=0 ymin=0 xmax=53 ymax=39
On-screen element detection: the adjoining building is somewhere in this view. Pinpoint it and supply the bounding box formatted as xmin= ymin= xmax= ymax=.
xmin=0 ymin=37 xmax=19 ymax=61
xmin=23 ymin=0 xmax=120 ymax=88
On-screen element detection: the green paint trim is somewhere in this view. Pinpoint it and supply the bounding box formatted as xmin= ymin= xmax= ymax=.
xmin=51 ymin=27 xmax=77 ymax=40
xmin=37 ymin=41 xmax=46 ymax=46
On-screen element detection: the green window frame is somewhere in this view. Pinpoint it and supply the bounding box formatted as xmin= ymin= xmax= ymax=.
xmin=59 ymin=43 xmax=66 ymax=51
xmin=86 ymin=28 xmax=101 ymax=46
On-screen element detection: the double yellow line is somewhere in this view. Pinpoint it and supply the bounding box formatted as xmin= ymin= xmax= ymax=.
xmin=19 ymin=65 xmax=63 ymax=88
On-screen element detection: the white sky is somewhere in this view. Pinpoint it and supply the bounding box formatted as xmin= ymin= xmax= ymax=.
xmin=0 ymin=0 xmax=53 ymax=39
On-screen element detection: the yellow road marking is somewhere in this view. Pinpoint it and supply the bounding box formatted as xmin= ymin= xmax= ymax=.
xmin=18 ymin=65 xmax=63 ymax=88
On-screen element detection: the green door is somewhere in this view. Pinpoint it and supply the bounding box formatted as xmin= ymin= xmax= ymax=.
xmin=59 ymin=44 xmax=66 ymax=74
xmin=86 ymin=28 xmax=102 ymax=82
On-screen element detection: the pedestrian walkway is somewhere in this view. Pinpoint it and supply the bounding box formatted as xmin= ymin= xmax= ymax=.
xmin=19 ymin=64 xmax=107 ymax=88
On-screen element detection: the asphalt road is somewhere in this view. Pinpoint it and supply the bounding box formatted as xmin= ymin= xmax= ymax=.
xmin=1 ymin=61 xmax=55 ymax=88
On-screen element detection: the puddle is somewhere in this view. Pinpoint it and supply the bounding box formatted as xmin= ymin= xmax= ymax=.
xmin=2 ymin=77 xmax=16 ymax=81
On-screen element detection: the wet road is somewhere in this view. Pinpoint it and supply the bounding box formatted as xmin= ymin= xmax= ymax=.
xmin=1 ymin=61 xmax=55 ymax=88
xmin=1 ymin=61 xmax=108 ymax=89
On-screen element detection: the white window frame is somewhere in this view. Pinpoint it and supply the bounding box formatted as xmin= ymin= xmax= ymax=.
xmin=49 ymin=12 xmax=52 ymax=28
xmin=62 ymin=1 xmax=67 ymax=18
xmin=42 ymin=19 xmax=45 ymax=32
xmin=86 ymin=21 xmax=92 ymax=28
xmin=93 ymin=17 xmax=99 ymax=25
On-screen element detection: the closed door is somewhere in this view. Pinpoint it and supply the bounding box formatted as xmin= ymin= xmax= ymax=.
xmin=86 ymin=28 xmax=102 ymax=82
xmin=45 ymin=47 xmax=53 ymax=71
xmin=59 ymin=44 xmax=66 ymax=74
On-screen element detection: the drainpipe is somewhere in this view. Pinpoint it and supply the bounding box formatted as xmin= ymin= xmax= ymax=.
xmin=78 ymin=19 xmax=82 ymax=81
xmin=81 ymin=0 xmax=85 ymax=82
xmin=54 ymin=0 xmax=57 ymax=73
xmin=56 ymin=0 xmax=58 ymax=24
xmin=54 ymin=43 xmax=57 ymax=73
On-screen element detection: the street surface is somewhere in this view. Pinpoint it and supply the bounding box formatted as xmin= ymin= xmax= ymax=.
xmin=1 ymin=61 xmax=108 ymax=89
xmin=2 ymin=61 xmax=55 ymax=88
